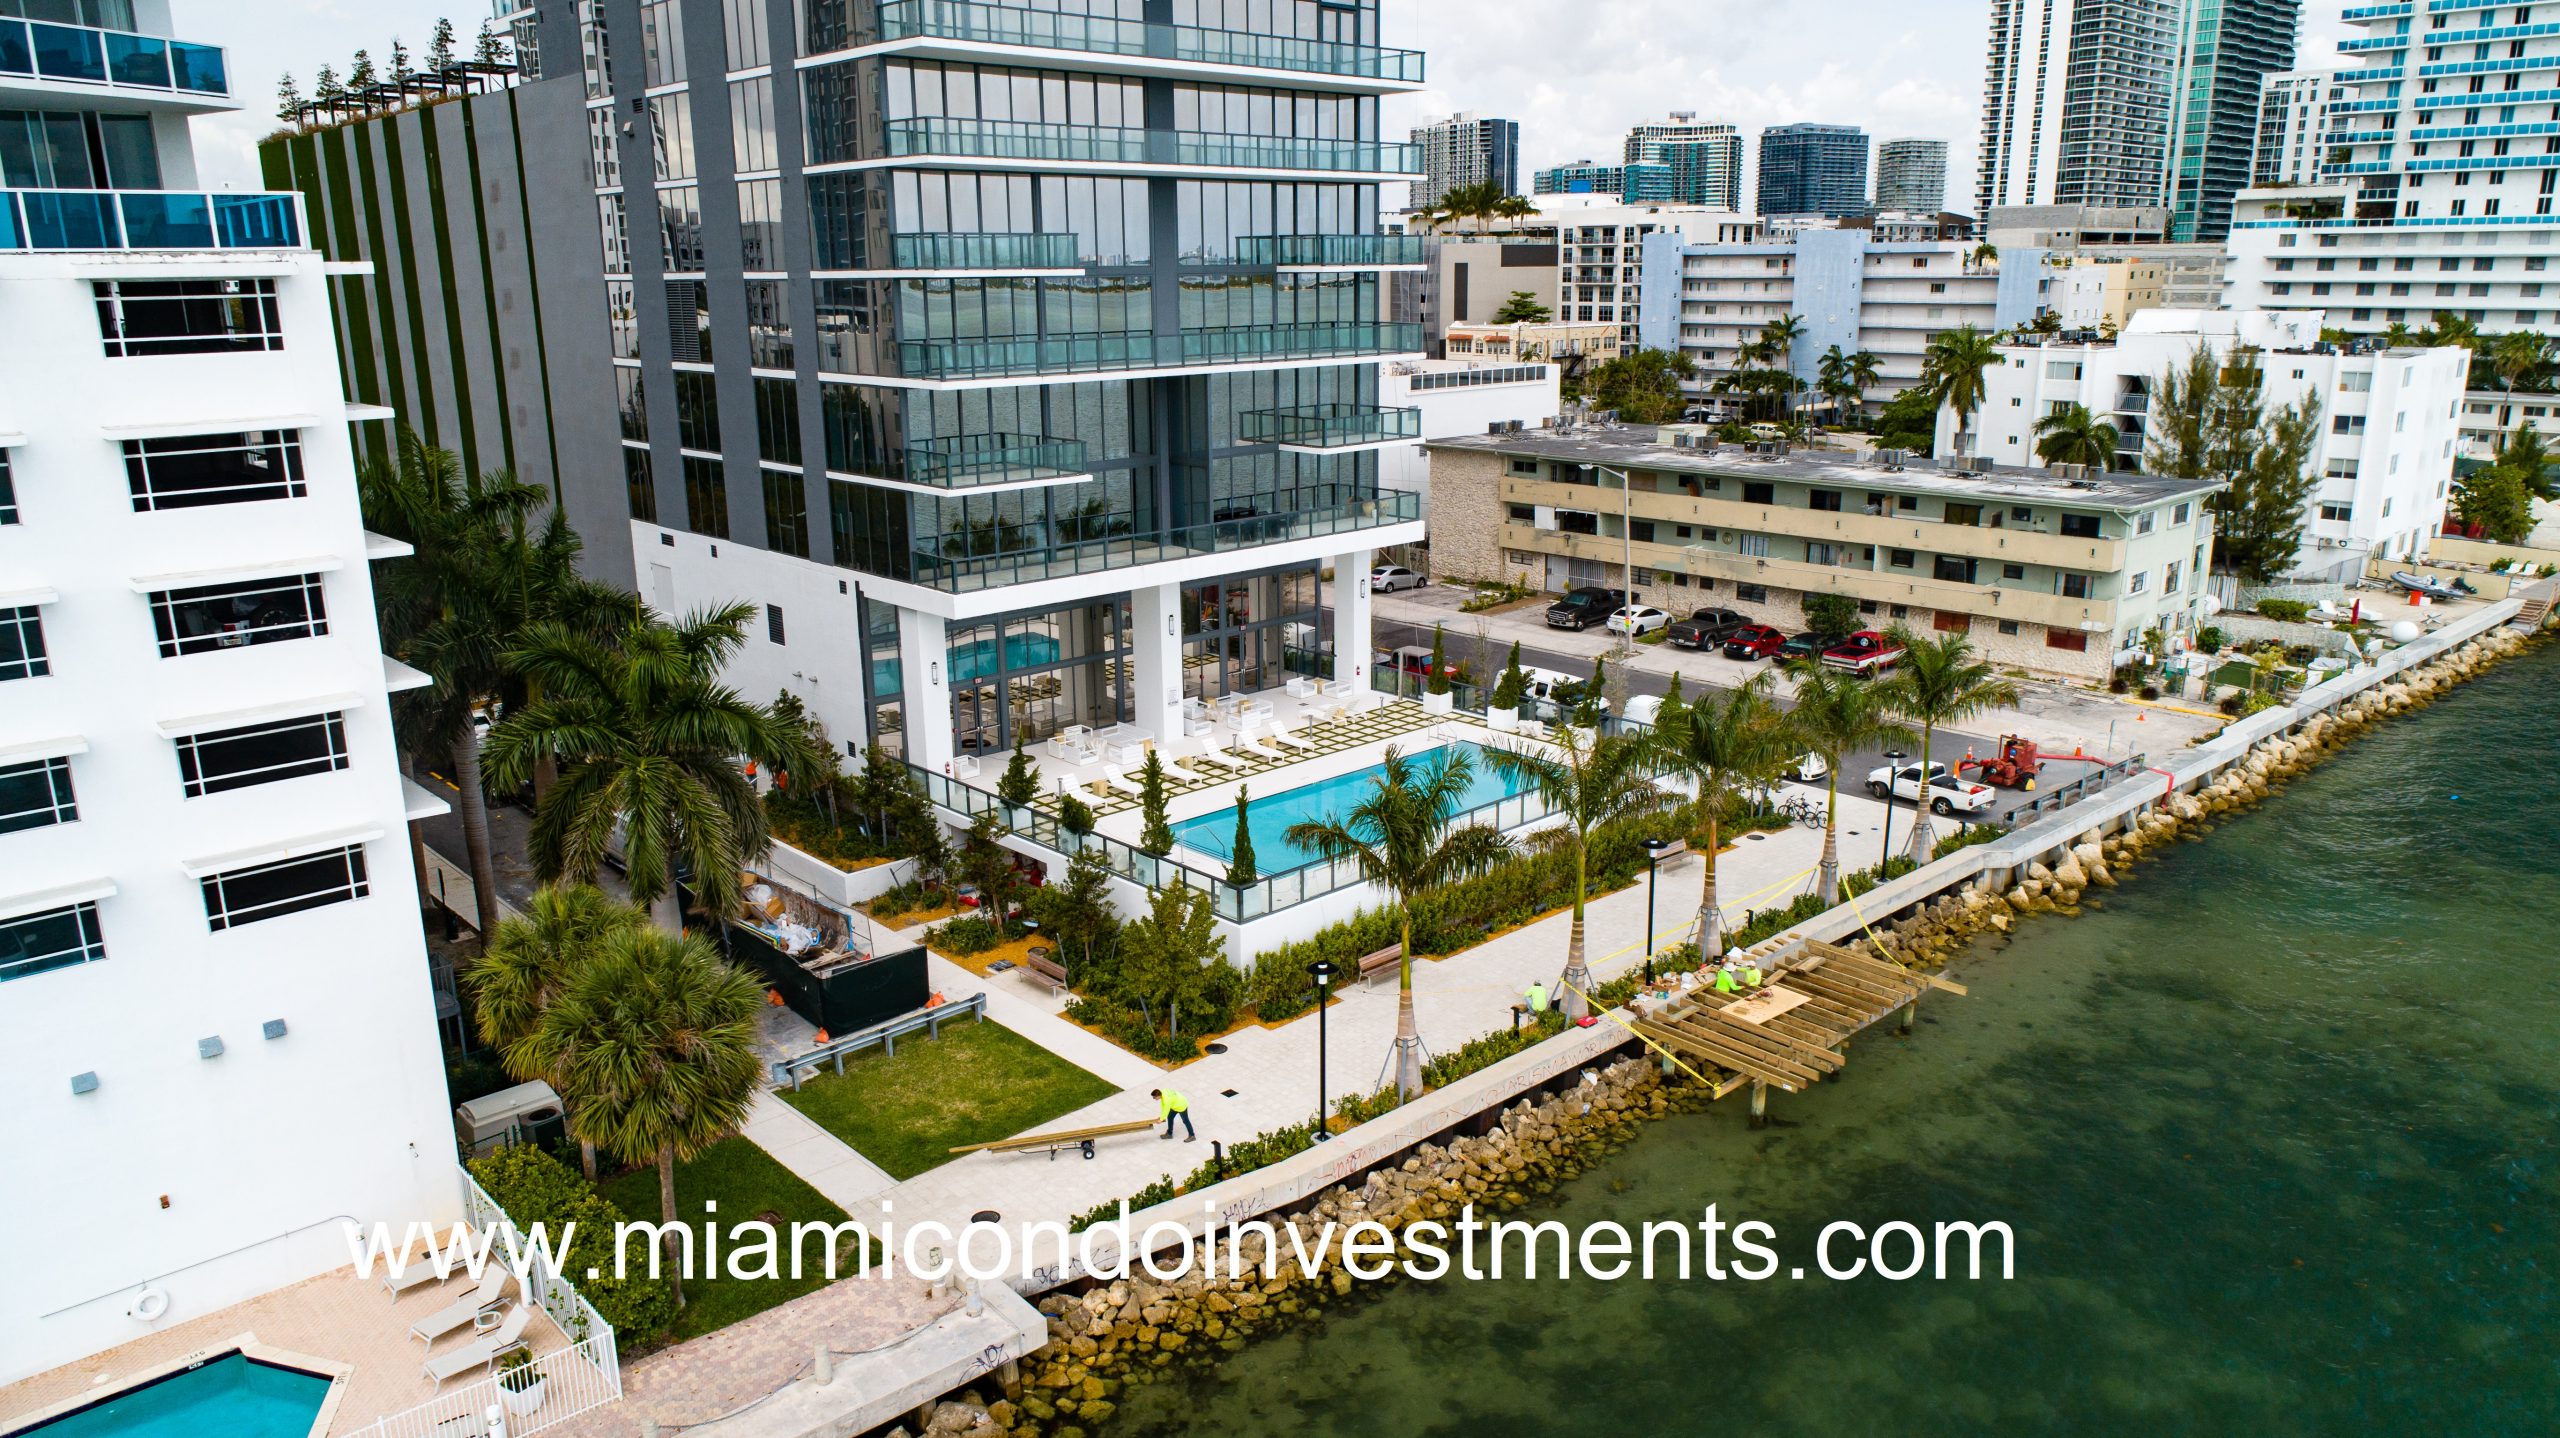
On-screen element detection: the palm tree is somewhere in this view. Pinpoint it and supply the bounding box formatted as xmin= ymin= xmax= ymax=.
xmin=2032 ymin=402 xmax=2120 ymax=469
xmin=1285 ymin=747 xmax=1514 ymax=1099
xmin=1650 ymin=675 xmax=1792 ymax=962
xmin=520 ymin=925 xmax=765 ymax=1310
xmin=2495 ymin=421 xmax=2560 ymax=501
xmin=1782 ymin=661 xmax=1911 ymax=902
xmin=462 ymin=884 xmax=644 ymax=1177
xmin=2490 ymin=329 xmax=2550 ymax=399
xmin=1923 ymin=325 xmax=2003 ymax=457
xmin=484 ymin=603 xmax=806 ymax=931
xmin=2425 ymin=310 xmax=2482 ymax=351
xmin=1874 ymin=627 xmax=2021 ymax=858
xmin=1482 ymin=727 xmax=1676 ymax=1022
xmin=1761 ymin=314 xmax=1806 ymax=384
xmin=1817 ymin=344 xmax=1851 ymax=418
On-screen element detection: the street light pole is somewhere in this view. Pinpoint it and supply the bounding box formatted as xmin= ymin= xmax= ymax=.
xmin=1306 ymin=959 xmax=1339 ymax=1141
xmin=1597 ymin=463 xmax=1636 ymax=660
xmin=1879 ymin=749 xmax=1907 ymax=869
xmin=1642 ymin=837 xmax=1671 ymax=956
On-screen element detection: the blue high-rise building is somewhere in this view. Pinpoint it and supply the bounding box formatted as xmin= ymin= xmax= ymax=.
xmin=1756 ymin=123 xmax=1871 ymax=218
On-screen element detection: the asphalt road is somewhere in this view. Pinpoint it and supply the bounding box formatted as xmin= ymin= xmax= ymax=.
xmin=1370 ymin=613 xmax=2018 ymax=824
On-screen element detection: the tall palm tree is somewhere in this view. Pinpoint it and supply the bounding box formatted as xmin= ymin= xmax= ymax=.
xmin=2425 ymin=310 xmax=2483 ymax=351
xmin=2032 ymin=402 xmax=2120 ymax=469
xmin=462 ymin=883 xmax=644 ymax=1177
xmin=1482 ymin=727 xmax=1677 ymax=1021
xmin=1761 ymin=314 xmax=1807 ymax=379
xmin=1817 ymin=344 xmax=1851 ymax=417
xmin=1923 ymin=325 xmax=2004 ymax=457
xmin=520 ymin=925 xmax=765 ymax=1310
xmin=2490 ymin=329 xmax=2550 ymax=399
xmin=2495 ymin=420 xmax=2560 ymax=501
xmin=1285 ymin=747 xmax=1514 ymax=1099
xmin=1874 ymin=627 xmax=2021 ymax=858
xmin=1782 ymin=661 xmax=1911 ymax=902
xmin=1650 ymin=674 xmax=1792 ymax=961
xmin=484 ymin=604 xmax=806 ymax=931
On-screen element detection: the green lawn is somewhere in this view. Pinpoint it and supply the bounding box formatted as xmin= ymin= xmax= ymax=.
xmin=779 ymin=1016 xmax=1121 ymax=1180
xmin=597 ymin=1136 xmax=856 ymax=1341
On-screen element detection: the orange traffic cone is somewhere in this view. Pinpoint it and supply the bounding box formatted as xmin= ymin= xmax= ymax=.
xmin=812 ymin=1028 xmax=831 ymax=1045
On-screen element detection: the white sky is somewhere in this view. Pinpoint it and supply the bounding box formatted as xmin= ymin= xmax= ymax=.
xmin=194 ymin=1 xmax=2355 ymax=205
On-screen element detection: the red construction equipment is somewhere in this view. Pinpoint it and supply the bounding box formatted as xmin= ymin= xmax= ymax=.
xmin=1963 ymin=735 xmax=2043 ymax=790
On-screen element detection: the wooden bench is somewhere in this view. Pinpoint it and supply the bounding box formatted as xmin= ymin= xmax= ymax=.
xmin=1652 ymin=838 xmax=1693 ymax=866
xmin=1024 ymin=950 xmax=1068 ymax=994
xmin=1358 ymin=944 xmax=1403 ymax=985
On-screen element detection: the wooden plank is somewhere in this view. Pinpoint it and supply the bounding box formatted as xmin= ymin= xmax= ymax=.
xmin=1722 ymin=988 xmax=1812 ymax=1025
xmin=1684 ymin=1009 xmax=1846 ymax=1074
xmin=1660 ymin=1012 xmax=1832 ymax=1085
xmin=1635 ymin=1020 xmax=1814 ymax=1090
xmin=949 ymin=1118 xmax=1158 ymax=1155
xmin=1927 ymin=974 xmax=1969 ymax=996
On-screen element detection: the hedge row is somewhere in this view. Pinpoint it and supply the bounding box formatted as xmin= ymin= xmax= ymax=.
xmin=466 ymin=1144 xmax=677 ymax=1344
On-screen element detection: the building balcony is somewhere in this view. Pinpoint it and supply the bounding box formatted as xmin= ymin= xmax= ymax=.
xmin=1239 ymin=403 xmax=1422 ymax=451
xmin=911 ymin=483 xmax=1420 ymax=592
xmin=886 ymin=231 xmax=1083 ymax=272
xmin=0 ymin=16 xmax=228 ymax=104
xmin=896 ymin=321 xmax=1420 ymax=379
xmin=874 ymin=0 xmax=1425 ymax=86
xmin=0 ymin=189 xmax=301 ymax=252
xmin=901 ymin=433 xmax=1090 ymax=489
xmin=881 ymin=118 xmax=1421 ymax=177
xmin=1232 ymin=234 xmax=1428 ymax=269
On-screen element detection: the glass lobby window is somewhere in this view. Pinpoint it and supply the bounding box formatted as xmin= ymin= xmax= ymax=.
xmin=746 ymin=279 xmax=793 ymax=368
xmin=943 ymin=598 xmax=1131 ymax=752
xmin=94 ymin=279 xmax=281 ymax=357
xmin=123 ymin=430 xmax=306 ymax=511
xmin=151 ymin=573 xmax=328 ymax=657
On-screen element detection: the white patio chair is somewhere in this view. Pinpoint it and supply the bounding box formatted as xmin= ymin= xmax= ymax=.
xmin=422 ymin=1305 xmax=531 ymax=1390
xmin=1268 ymin=721 xmax=1319 ymax=752
xmin=408 ymin=1269 xmax=511 ymax=1348
xmin=1193 ymin=739 xmax=1251 ymax=770
xmin=1103 ymin=765 xmax=1148 ymax=798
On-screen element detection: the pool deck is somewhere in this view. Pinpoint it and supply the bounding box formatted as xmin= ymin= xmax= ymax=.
xmin=0 ymin=1261 xmax=572 ymax=1436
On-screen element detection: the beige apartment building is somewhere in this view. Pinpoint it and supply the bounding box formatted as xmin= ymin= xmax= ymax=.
xmin=1426 ymin=425 xmax=2223 ymax=681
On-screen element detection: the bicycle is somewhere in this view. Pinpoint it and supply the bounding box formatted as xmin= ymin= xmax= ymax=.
xmin=1780 ymin=795 xmax=1827 ymax=829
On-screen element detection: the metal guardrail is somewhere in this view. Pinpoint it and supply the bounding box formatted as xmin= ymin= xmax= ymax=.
xmin=776 ymin=991 xmax=987 ymax=1088
xmin=1997 ymin=753 xmax=2150 ymax=826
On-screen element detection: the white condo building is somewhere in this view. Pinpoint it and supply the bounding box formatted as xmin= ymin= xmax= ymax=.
xmin=0 ymin=0 xmax=455 ymax=1382
xmin=2256 ymin=68 xmax=2345 ymax=187
xmin=2224 ymin=1 xmax=2560 ymax=337
xmin=1938 ymin=309 xmax=2466 ymax=581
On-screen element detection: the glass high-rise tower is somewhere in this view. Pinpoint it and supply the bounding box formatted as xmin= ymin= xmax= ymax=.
xmin=1756 ymin=122 xmax=1871 ymax=217
xmin=2161 ymin=0 xmax=2301 ymax=241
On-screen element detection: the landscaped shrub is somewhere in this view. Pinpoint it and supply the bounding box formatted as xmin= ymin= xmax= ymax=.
xmin=1063 ymin=996 xmax=1201 ymax=1062
xmin=2196 ymin=625 xmax=2227 ymax=654
xmin=1929 ymin=824 xmax=2001 ymax=860
xmin=867 ymin=879 xmax=949 ymax=923
xmin=2255 ymin=597 xmax=2312 ymax=623
xmin=2217 ymin=689 xmax=2248 ymax=716
xmin=467 ymin=1144 xmax=677 ymax=1344
xmin=2139 ymin=683 xmax=2163 ymax=701
xmin=924 ymin=913 xmax=1004 ymax=956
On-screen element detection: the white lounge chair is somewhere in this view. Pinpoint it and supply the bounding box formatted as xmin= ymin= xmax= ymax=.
xmin=383 ymin=1257 xmax=456 ymax=1300
xmin=422 ymin=1304 xmax=532 ymax=1389
xmin=407 ymin=1269 xmax=510 ymax=1347
xmin=1192 ymin=740 xmax=1251 ymax=771
xmin=1103 ymin=766 xmax=1148 ymax=798
xmin=1239 ymin=732 xmax=1288 ymax=760
xmin=1161 ymin=756 xmax=1212 ymax=784
xmin=1268 ymin=722 xmax=1319 ymax=752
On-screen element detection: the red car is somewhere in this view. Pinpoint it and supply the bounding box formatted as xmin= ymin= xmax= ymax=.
xmin=1721 ymin=625 xmax=1787 ymax=660
xmin=1820 ymin=630 xmax=1906 ymax=676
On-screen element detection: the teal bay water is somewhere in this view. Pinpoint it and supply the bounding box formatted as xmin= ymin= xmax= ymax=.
xmin=1111 ymin=643 xmax=2560 ymax=1436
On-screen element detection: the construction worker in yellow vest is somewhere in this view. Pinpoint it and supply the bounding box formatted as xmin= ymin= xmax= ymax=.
xmin=1712 ymin=966 xmax=1739 ymax=994
xmin=1151 ymin=1087 xmax=1195 ymax=1142
xmin=1742 ymin=962 xmax=1764 ymax=989
xmin=1524 ymin=980 xmax=1550 ymax=1016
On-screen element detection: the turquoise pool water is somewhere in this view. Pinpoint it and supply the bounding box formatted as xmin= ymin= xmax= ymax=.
xmin=10 ymin=1354 xmax=330 ymax=1438
xmin=1171 ymin=741 xmax=1529 ymax=872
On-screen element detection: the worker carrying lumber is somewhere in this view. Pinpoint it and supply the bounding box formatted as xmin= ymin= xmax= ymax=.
xmin=1524 ymin=980 xmax=1550 ymax=1015
xmin=1151 ymin=1087 xmax=1195 ymax=1142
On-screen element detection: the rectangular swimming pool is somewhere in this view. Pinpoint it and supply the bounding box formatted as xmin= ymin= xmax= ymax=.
xmin=1171 ymin=742 xmax=1529 ymax=873
xmin=5 ymin=1353 xmax=332 ymax=1438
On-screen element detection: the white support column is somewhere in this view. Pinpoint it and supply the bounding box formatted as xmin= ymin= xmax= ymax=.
xmin=1129 ymin=581 xmax=1186 ymax=745
xmin=1333 ymin=548 xmax=1374 ymax=691
xmin=897 ymin=605 xmax=957 ymax=776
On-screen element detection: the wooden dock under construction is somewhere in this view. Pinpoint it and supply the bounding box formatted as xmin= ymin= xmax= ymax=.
xmin=1630 ymin=941 xmax=1962 ymax=1121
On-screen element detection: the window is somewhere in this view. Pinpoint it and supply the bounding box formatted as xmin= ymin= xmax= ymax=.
xmin=683 ymin=454 xmax=729 ymax=538
xmin=175 ymin=712 xmax=348 ymax=798
xmin=2046 ymin=629 xmax=2088 ymax=652
xmin=2164 ymin=561 xmax=2183 ymax=595
xmin=122 ymin=431 xmax=306 ymax=511
xmin=1741 ymin=481 xmax=1774 ymax=504
xmin=2060 ymin=514 xmax=2100 ymax=539
xmin=761 ymin=468 xmax=807 ymax=556
xmin=2335 ymin=414 xmax=2368 ymax=435
xmin=766 ymin=603 xmax=786 ymax=645
xmin=2320 ymin=501 xmax=2354 ymax=521
xmin=2061 ymin=573 xmax=2092 ymax=599
xmin=746 ymin=279 xmax=793 ymax=368
xmin=1506 ymin=504 xmax=1534 ymax=522
xmin=0 ymin=902 xmax=104 ymax=983
xmin=202 ymin=843 xmax=369 ymax=932
xmin=754 ymin=375 xmax=799 ymax=465
xmin=1507 ymin=459 xmax=1540 ymax=476
xmin=2001 ymin=562 xmax=2025 ymax=580
xmin=94 ymin=279 xmax=282 ymax=357
xmin=625 ymin=446 xmax=658 ymax=522
xmin=150 ymin=574 xmax=327 ymax=657
xmin=1933 ymin=555 xmax=1977 ymax=584
xmin=1932 ymin=611 xmax=1971 ymax=634
xmin=1734 ymin=532 xmax=1769 ymax=557
xmin=2127 ymin=570 xmax=2148 ymax=595
xmin=722 ymin=0 xmax=770 ymax=70
xmin=1 ymin=606 xmax=47 ymax=680
xmin=1997 ymin=620 xmax=2021 ymax=636
xmin=1808 ymin=489 xmax=1842 ymax=512
xmin=2173 ymin=501 xmax=2192 ymax=524
xmin=0 ymin=755 xmax=77 ymax=833
xmin=1888 ymin=548 xmax=1914 ymax=569
xmin=1735 ymin=583 xmax=1769 ymax=603
xmin=675 ymin=369 xmax=721 ymax=452
xmin=2009 ymin=505 xmax=2033 ymax=523
xmin=0 ymin=450 xmax=14 ymax=525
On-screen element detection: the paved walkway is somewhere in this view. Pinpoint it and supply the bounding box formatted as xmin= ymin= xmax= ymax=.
xmin=742 ymin=787 xmax=1898 ymax=1242
xmin=739 ymin=1091 xmax=898 ymax=1211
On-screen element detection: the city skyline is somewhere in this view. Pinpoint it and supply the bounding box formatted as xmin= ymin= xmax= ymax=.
xmin=185 ymin=2 xmax=2354 ymax=215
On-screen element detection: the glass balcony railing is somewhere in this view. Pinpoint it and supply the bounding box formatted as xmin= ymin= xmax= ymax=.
xmin=887 ymin=231 xmax=1083 ymax=270
xmin=1232 ymin=233 xmax=1428 ymax=267
xmin=902 ymin=433 xmax=1089 ymax=488
xmin=898 ymin=322 xmax=1417 ymax=378
xmin=875 ymin=0 xmax=1424 ymax=83
xmin=884 ymin=118 xmax=1421 ymax=175
xmin=0 ymin=19 xmax=227 ymax=96
xmin=0 ymin=189 xmax=300 ymax=252
xmin=1239 ymin=403 xmax=1423 ymax=448
xmin=910 ymin=483 xmax=1419 ymax=592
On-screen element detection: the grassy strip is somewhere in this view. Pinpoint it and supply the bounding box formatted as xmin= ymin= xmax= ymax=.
xmin=779 ymin=1017 xmax=1121 ymax=1180
xmin=596 ymin=1137 xmax=856 ymax=1342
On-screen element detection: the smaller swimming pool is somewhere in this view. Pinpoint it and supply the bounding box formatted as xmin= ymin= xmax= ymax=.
xmin=1172 ymin=741 xmax=1529 ymax=872
xmin=5 ymin=1353 xmax=332 ymax=1438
